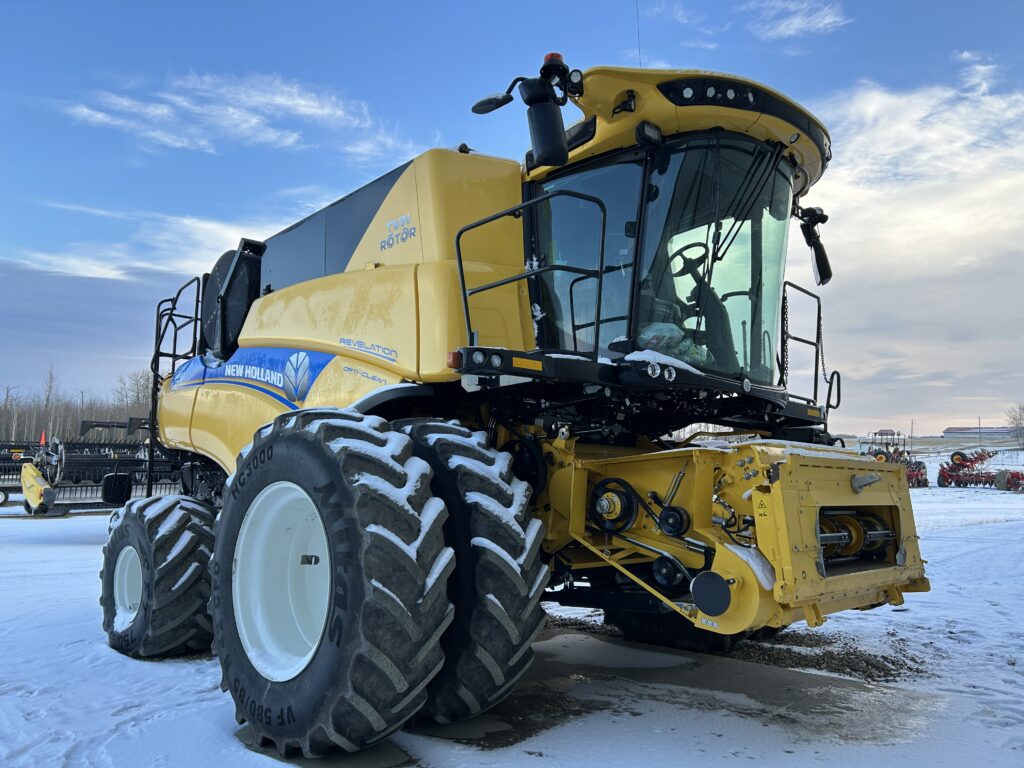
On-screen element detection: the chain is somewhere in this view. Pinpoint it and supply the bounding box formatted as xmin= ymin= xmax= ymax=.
xmin=817 ymin=310 xmax=830 ymax=383
xmin=781 ymin=291 xmax=789 ymax=384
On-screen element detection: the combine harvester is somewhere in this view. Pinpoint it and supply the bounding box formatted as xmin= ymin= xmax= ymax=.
xmin=859 ymin=429 xmax=928 ymax=487
xmin=938 ymin=449 xmax=1024 ymax=491
xmin=18 ymin=422 xmax=179 ymax=515
xmin=96 ymin=55 xmax=930 ymax=756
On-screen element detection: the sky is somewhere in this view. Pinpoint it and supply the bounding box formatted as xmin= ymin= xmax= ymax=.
xmin=1 ymin=0 xmax=1022 ymax=436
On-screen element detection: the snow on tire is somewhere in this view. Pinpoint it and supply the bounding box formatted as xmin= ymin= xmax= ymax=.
xmin=396 ymin=419 xmax=549 ymax=724
xmin=99 ymin=495 xmax=215 ymax=657
xmin=209 ymin=408 xmax=455 ymax=757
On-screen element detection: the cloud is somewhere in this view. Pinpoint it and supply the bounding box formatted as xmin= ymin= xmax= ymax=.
xmin=65 ymin=103 xmax=214 ymax=152
xmin=743 ymin=1 xmax=851 ymax=40
xmin=644 ymin=1 xmax=700 ymax=24
xmin=63 ymin=72 xmax=421 ymax=158
xmin=340 ymin=123 xmax=428 ymax=165
xmin=170 ymin=73 xmax=373 ymax=128
xmin=952 ymin=50 xmax=998 ymax=94
xmin=681 ymin=40 xmax=719 ymax=50
xmin=5 ymin=205 xmax=288 ymax=280
xmin=787 ymin=55 xmax=1024 ymax=433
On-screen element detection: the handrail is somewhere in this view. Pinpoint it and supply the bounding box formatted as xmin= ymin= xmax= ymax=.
xmin=781 ymin=280 xmax=823 ymax=406
xmin=454 ymin=189 xmax=607 ymax=362
xmin=147 ymin=275 xmax=202 ymax=494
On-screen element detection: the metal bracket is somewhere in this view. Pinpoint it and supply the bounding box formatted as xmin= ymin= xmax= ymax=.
xmin=851 ymin=471 xmax=882 ymax=494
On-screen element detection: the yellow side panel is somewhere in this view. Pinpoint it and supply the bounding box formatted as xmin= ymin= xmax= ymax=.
xmin=345 ymin=163 xmax=425 ymax=271
xmin=412 ymin=149 xmax=524 ymax=267
xmin=340 ymin=149 xmax=524 ymax=272
xmin=303 ymin=355 xmax=403 ymax=411
xmin=189 ymin=384 xmax=283 ymax=470
xmin=240 ymin=266 xmax=420 ymax=378
xmin=416 ymin=260 xmax=533 ymax=379
xmin=156 ymin=381 xmax=196 ymax=449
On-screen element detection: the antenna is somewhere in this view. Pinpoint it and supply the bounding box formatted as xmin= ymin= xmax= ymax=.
xmin=635 ymin=0 xmax=643 ymax=67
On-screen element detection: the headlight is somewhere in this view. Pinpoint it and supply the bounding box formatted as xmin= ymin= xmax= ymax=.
xmin=471 ymin=350 xmax=486 ymax=365
xmin=489 ymin=354 xmax=503 ymax=368
xmin=663 ymin=367 xmax=677 ymax=382
xmin=646 ymin=362 xmax=662 ymax=379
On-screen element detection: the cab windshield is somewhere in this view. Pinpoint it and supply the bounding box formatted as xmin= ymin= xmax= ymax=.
xmin=638 ymin=135 xmax=793 ymax=385
xmin=530 ymin=133 xmax=793 ymax=386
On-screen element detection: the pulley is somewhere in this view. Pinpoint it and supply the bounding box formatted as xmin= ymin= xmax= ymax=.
xmin=658 ymin=506 xmax=691 ymax=537
xmin=588 ymin=479 xmax=638 ymax=533
xmin=652 ymin=556 xmax=687 ymax=588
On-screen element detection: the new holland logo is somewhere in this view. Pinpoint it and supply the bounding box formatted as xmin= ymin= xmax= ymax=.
xmin=283 ymin=351 xmax=311 ymax=402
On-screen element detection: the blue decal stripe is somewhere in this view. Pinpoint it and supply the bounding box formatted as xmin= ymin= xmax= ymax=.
xmin=355 ymin=349 xmax=397 ymax=363
xmin=176 ymin=378 xmax=299 ymax=410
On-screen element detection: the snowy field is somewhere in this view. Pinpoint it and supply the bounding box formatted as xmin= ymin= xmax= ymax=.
xmin=1 ymin=487 xmax=1022 ymax=766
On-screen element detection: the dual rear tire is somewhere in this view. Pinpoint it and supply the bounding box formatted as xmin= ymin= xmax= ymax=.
xmin=101 ymin=410 xmax=546 ymax=757
xmin=396 ymin=419 xmax=549 ymax=724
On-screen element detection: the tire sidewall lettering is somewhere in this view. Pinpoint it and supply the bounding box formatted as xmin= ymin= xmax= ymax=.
xmin=213 ymin=429 xmax=353 ymax=740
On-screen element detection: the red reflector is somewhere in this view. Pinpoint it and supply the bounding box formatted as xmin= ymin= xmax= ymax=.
xmin=446 ymin=350 xmax=464 ymax=369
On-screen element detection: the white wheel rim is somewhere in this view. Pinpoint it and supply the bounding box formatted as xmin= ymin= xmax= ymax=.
xmin=233 ymin=481 xmax=331 ymax=682
xmin=113 ymin=545 xmax=143 ymax=632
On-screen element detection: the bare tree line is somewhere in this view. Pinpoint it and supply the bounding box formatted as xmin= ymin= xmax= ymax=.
xmin=1009 ymin=403 xmax=1024 ymax=450
xmin=1 ymin=367 xmax=151 ymax=444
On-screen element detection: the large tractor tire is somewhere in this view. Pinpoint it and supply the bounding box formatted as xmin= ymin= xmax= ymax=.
xmin=0 ymin=489 xmax=8 ymax=506
xmin=209 ymin=409 xmax=455 ymax=757
xmin=100 ymin=495 xmax=215 ymax=657
xmin=396 ymin=419 xmax=549 ymax=725
xmin=951 ymin=450 xmax=969 ymax=465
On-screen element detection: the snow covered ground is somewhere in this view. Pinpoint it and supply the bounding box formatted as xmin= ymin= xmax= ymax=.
xmin=1 ymin=487 xmax=1022 ymax=766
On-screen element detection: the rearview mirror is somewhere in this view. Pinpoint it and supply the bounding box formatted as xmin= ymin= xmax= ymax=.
xmin=811 ymin=240 xmax=832 ymax=286
xmin=519 ymin=78 xmax=568 ymax=167
xmin=472 ymin=92 xmax=513 ymax=114
xmin=798 ymin=208 xmax=832 ymax=286
xmin=101 ymin=472 xmax=132 ymax=506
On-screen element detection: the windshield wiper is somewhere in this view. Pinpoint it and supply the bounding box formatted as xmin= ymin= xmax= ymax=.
xmin=693 ymin=141 xmax=786 ymax=338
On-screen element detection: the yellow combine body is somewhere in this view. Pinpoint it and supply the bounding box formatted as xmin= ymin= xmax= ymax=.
xmin=98 ymin=55 xmax=928 ymax=756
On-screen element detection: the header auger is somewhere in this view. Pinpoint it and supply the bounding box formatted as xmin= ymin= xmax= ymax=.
xmin=97 ymin=54 xmax=929 ymax=757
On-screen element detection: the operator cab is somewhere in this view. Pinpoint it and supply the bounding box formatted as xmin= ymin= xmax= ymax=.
xmin=533 ymin=131 xmax=792 ymax=386
xmin=455 ymin=56 xmax=840 ymax=441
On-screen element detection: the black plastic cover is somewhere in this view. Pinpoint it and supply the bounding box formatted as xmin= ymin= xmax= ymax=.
xmin=260 ymin=162 xmax=410 ymax=292
xmin=201 ymin=246 xmax=262 ymax=361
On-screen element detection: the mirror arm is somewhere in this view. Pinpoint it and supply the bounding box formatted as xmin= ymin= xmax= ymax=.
xmin=504 ymin=76 xmax=527 ymax=96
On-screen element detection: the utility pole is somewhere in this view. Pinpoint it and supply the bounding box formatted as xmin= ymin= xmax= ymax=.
xmin=910 ymin=419 xmax=914 ymax=453
xmin=978 ymin=416 xmax=982 ymax=448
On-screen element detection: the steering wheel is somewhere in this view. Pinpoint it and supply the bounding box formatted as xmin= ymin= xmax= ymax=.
xmin=668 ymin=242 xmax=710 ymax=278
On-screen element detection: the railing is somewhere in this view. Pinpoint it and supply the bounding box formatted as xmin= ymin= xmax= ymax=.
xmin=454 ymin=190 xmax=607 ymax=363
xmin=781 ymin=281 xmax=841 ymax=412
xmin=152 ymin=276 xmax=203 ymax=381
xmin=148 ymin=275 xmax=203 ymax=494
xmin=566 ymin=262 xmax=631 ymax=354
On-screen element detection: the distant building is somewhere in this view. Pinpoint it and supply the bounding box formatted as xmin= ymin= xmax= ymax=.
xmin=942 ymin=426 xmax=1018 ymax=441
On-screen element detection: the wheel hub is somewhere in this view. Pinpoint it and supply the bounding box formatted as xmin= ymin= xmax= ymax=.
xmin=113 ymin=545 xmax=143 ymax=632
xmin=232 ymin=481 xmax=331 ymax=682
